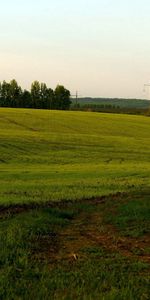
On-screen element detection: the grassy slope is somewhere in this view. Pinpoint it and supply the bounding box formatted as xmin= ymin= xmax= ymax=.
xmin=0 ymin=108 xmax=150 ymax=299
xmin=0 ymin=108 xmax=150 ymax=205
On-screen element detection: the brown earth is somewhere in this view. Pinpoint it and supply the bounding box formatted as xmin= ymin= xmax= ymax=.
xmin=31 ymin=206 xmax=150 ymax=265
xmin=0 ymin=192 xmax=150 ymax=265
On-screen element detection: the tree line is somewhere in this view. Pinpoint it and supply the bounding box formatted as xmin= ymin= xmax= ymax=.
xmin=0 ymin=80 xmax=71 ymax=110
xmin=71 ymin=103 xmax=150 ymax=116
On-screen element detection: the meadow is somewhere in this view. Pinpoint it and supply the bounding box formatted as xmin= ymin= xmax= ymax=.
xmin=0 ymin=108 xmax=150 ymax=205
xmin=0 ymin=108 xmax=150 ymax=299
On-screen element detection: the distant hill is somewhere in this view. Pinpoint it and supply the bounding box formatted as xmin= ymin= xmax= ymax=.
xmin=71 ymin=97 xmax=150 ymax=109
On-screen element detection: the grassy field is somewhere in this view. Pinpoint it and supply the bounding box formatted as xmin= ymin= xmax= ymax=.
xmin=0 ymin=190 xmax=150 ymax=299
xmin=0 ymin=108 xmax=150 ymax=299
xmin=0 ymin=108 xmax=150 ymax=205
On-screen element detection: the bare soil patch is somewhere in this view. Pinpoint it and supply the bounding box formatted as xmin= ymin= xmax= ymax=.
xmin=31 ymin=205 xmax=150 ymax=265
xmin=1 ymin=192 xmax=149 ymax=264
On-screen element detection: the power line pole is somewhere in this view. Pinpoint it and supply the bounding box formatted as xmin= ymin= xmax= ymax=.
xmin=71 ymin=91 xmax=81 ymax=106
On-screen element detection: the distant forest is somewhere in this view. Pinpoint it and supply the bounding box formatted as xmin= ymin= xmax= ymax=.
xmin=71 ymin=97 xmax=150 ymax=109
xmin=71 ymin=97 xmax=150 ymax=115
xmin=0 ymin=80 xmax=71 ymax=110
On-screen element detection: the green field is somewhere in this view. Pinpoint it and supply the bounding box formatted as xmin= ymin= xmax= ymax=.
xmin=0 ymin=108 xmax=150 ymax=205
xmin=0 ymin=108 xmax=150 ymax=299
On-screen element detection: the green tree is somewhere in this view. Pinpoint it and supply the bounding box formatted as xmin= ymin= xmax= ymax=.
xmin=0 ymin=80 xmax=71 ymax=110
xmin=54 ymin=85 xmax=71 ymax=110
xmin=21 ymin=90 xmax=32 ymax=108
xmin=40 ymin=83 xmax=54 ymax=109
xmin=31 ymin=81 xmax=41 ymax=108
xmin=0 ymin=81 xmax=11 ymax=107
xmin=9 ymin=79 xmax=22 ymax=107
xmin=47 ymin=88 xmax=54 ymax=109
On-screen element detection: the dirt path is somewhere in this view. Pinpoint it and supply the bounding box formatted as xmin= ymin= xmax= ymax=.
xmin=31 ymin=209 xmax=150 ymax=265
xmin=0 ymin=192 xmax=123 ymax=217
xmin=59 ymin=211 xmax=150 ymax=264
xmin=1 ymin=192 xmax=150 ymax=264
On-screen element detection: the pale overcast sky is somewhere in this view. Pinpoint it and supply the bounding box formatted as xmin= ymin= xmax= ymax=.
xmin=0 ymin=0 xmax=150 ymax=98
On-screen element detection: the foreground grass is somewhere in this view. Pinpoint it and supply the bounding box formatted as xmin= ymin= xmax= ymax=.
xmin=0 ymin=108 xmax=150 ymax=204
xmin=0 ymin=191 xmax=149 ymax=299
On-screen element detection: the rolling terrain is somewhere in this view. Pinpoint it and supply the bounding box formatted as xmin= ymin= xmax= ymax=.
xmin=0 ymin=108 xmax=150 ymax=205
xmin=0 ymin=108 xmax=150 ymax=299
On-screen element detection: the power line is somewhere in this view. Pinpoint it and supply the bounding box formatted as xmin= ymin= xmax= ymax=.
xmin=71 ymin=91 xmax=81 ymax=105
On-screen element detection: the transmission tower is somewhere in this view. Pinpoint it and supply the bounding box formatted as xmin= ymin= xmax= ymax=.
xmin=71 ymin=91 xmax=81 ymax=106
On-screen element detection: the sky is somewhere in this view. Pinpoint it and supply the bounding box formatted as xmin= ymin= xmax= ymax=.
xmin=0 ymin=0 xmax=150 ymax=98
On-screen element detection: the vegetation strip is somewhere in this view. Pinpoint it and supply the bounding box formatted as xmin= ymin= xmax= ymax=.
xmin=0 ymin=192 xmax=124 ymax=217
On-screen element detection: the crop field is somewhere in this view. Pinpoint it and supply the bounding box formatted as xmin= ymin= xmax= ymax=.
xmin=0 ymin=108 xmax=150 ymax=205
xmin=0 ymin=108 xmax=150 ymax=299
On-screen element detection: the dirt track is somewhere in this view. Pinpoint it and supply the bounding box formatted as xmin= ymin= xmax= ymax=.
xmin=1 ymin=192 xmax=150 ymax=264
